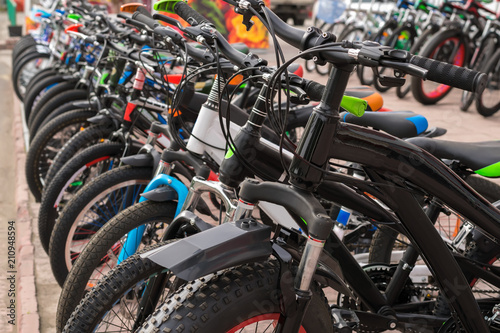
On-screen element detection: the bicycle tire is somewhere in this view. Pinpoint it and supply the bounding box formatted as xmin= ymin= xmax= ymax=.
xmin=23 ymin=73 xmax=66 ymax=121
xmin=410 ymin=29 xmax=468 ymax=105
xmin=137 ymin=260 xmax=333 ymax=333
xmin=460 ymin=38 xmax=497 ymax=112
xmin=12 ymin=51 xmax=51 ymax=100
xmin=368 ymin=175 xmax=500 ymax=264
xmin=29 ymin=89 xmax=86 ymax=138
xmin=29 ymin=90 xmax=89 ymax=138
xmin=62 ymin=240 xmax=179 ymax=333
xmin=316 ymin=62 xmax=332 ymax=76
xmin=56 ymin=200 xmax=177 ymax=332
xmin=12 ymin=35 xmax=36 ymax=61
xmin=39 ymin=141 xmax=125 ymax=254
xmin=475 ymin=48 xmax=500 ymax=117
xmin=48 ymin=165 xmax=152 ymax=285
xmin=27 ymin=80 xmax=77 ymax=129
xmin=25 ymin=109 xmax=96 ymax=202
xmin=44 ymin=124 xmax=115 ymax=187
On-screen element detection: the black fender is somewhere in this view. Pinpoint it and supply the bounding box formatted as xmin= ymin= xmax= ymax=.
xmin=87 ymin=113 xmax=116 ymax=127
xmin=144 ymin=216 xmax=354 ymax=296
xmin=140 ymin=186 xmax=178 ymax=202
xmin=121 ymin=150 xmax=160 ymax=168
xmin=71 ymin=100 xmax=100 ymax=110
xmin=142 ymin=219 xmax=272 ymax=281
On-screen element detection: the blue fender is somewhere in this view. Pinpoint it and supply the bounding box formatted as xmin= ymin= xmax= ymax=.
xmin=117 ymin=174 xmax=188 ymax=263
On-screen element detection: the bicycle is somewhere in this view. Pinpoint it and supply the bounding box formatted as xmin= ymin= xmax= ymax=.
xmin=131 ymin=2 xmax=498 ymax=332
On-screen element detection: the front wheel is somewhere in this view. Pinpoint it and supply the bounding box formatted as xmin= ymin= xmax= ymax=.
xmin=55 ymin=200 xmax=177 ymax=332
xmin=62 ymin=241 xmax=181 ymax=333
xmin=137 ymin=260 xmax=334 ymax=333
xmin=46 ymin=166 xmax=152 ymax=285
xmin=25 ymin=109 xmax=96 ymax=202
xmin=12 ymin=51 xmax=51 ymax=100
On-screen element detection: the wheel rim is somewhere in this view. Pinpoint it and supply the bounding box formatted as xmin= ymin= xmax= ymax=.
xmin=17 ymin=57 xmax=51 ymax=97
xmin=227 ymin=314 xmax=307 ymax=333
xmin=421 ymin=37 xmax=465 ymax=99
xmin=37 ymin=122 xmax=88 ymax=189
xmin=93 ymin=271 xmax=175 ymax=332
xmin=62 ymin=157 xmax=126 ymax=270
xmin=84 ymin=213 xmax=174 ymax=291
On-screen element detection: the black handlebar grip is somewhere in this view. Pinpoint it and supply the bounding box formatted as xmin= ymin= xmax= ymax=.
xmin=173 ymin=1 xmax=209 ymax=26
xmin=410 ymin=55 xmax=488 ymax=94
xmin=132 ymin=12 xmax=158 ymax=29
xmin=305 ymin=81 xmax=325 ymax=102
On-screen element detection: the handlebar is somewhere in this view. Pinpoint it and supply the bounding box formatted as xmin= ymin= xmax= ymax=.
xmin=132 ymin=11 xmax=158 ymax=30
xmin=258 ymin=6 xmax=486 ymax=94
xmin=173 ymin=1 xmax=210 ymax=26
xmin=409 ymin=55 xmax=486 ymax=93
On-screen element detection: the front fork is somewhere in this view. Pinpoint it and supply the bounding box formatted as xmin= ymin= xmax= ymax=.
xmin=233 ymin=198 xmax=326 ymax=333
xmin=182 ymin=176 xmax=238 ymax=223
xmin=116 ymin=146 xmax=189 ymax=264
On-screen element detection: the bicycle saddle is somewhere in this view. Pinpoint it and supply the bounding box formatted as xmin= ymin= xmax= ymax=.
xmin=341 ymin=110 xmax=428 ymax=138
xmin=407 ymin=137 xmax=500 ymax=177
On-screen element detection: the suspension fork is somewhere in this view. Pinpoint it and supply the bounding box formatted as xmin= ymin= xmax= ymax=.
xmin=234 ymin=180 xmax=334 ymax=333
xmin=182 ymin=176 xmax=238 ymax=223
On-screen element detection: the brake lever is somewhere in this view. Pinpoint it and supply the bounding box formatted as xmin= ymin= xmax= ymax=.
xmin=279 ymin=73 xmax=310 ymax=105
xmin=153 ymin=13 xmax=184 ymax=30
xmin=235 ymin=7 xmax=255 ymax=31
xmin=379 ymin=59 xmax=428 ymax=79
xmin=286 ymin=85 xmax=310 ymax=105
xmin=183 ymin=24 xmax=216 ymax=44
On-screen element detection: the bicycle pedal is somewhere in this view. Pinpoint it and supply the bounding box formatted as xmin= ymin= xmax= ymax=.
xmin=331 ymin=307 xmax=359 ymax=333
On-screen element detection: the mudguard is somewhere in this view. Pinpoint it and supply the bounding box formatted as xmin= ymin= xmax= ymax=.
xmin=117 ymin=174 xmax=189 ymax=264
xmin=71 ymin=100 xmax=96 ymax=109
xmin=140 ymin=186 xmax=178 ymax=201
xmin=121 ymin=151 xmax=160 ymax=168
xmin=142 ymin=219 xmax=272 ymax=281
xmin=87 ymin=114 xmax=115 ymax=126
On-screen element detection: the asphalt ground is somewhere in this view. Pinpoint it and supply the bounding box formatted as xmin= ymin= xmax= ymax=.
xmin=2 ymin=16 xmax=500 ymax=333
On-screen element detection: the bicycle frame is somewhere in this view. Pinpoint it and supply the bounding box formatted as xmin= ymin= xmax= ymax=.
xmin=145 ymin=48 xmax=499 ymax=333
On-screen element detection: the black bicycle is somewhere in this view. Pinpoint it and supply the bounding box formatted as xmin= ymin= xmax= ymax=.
xmin=132 ymin=3 xmax=498 ymax=333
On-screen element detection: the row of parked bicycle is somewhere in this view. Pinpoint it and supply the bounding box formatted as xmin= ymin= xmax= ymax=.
xmin=308 ymin=0 xmax=500 ymax=117
xmin=12 ymin=0 xmax=500 ymax=332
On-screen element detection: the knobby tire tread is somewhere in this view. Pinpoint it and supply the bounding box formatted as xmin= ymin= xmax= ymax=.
xmin=62 ymin=241 xmax=174 ymax=333
xmin=25 ymin=109 xmax=96 ymax=202
xmin=47 ymin=165 xmax=151 ymax=284
xmin=43 ymin=142 xmax=125 ymax=257
xmin=29 ymin=89 xmax=88 ymax=138
xmin=44 ymin=124 xmax=115 ymax=188
xmin=137 ymin=260 xmax=333 ymax=333
xmin=56 ymin=200 xmax=176 ymax=332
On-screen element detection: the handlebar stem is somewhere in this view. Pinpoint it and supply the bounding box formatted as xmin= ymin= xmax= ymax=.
xmin=289 ymin=65 xmax=354 ymax=191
